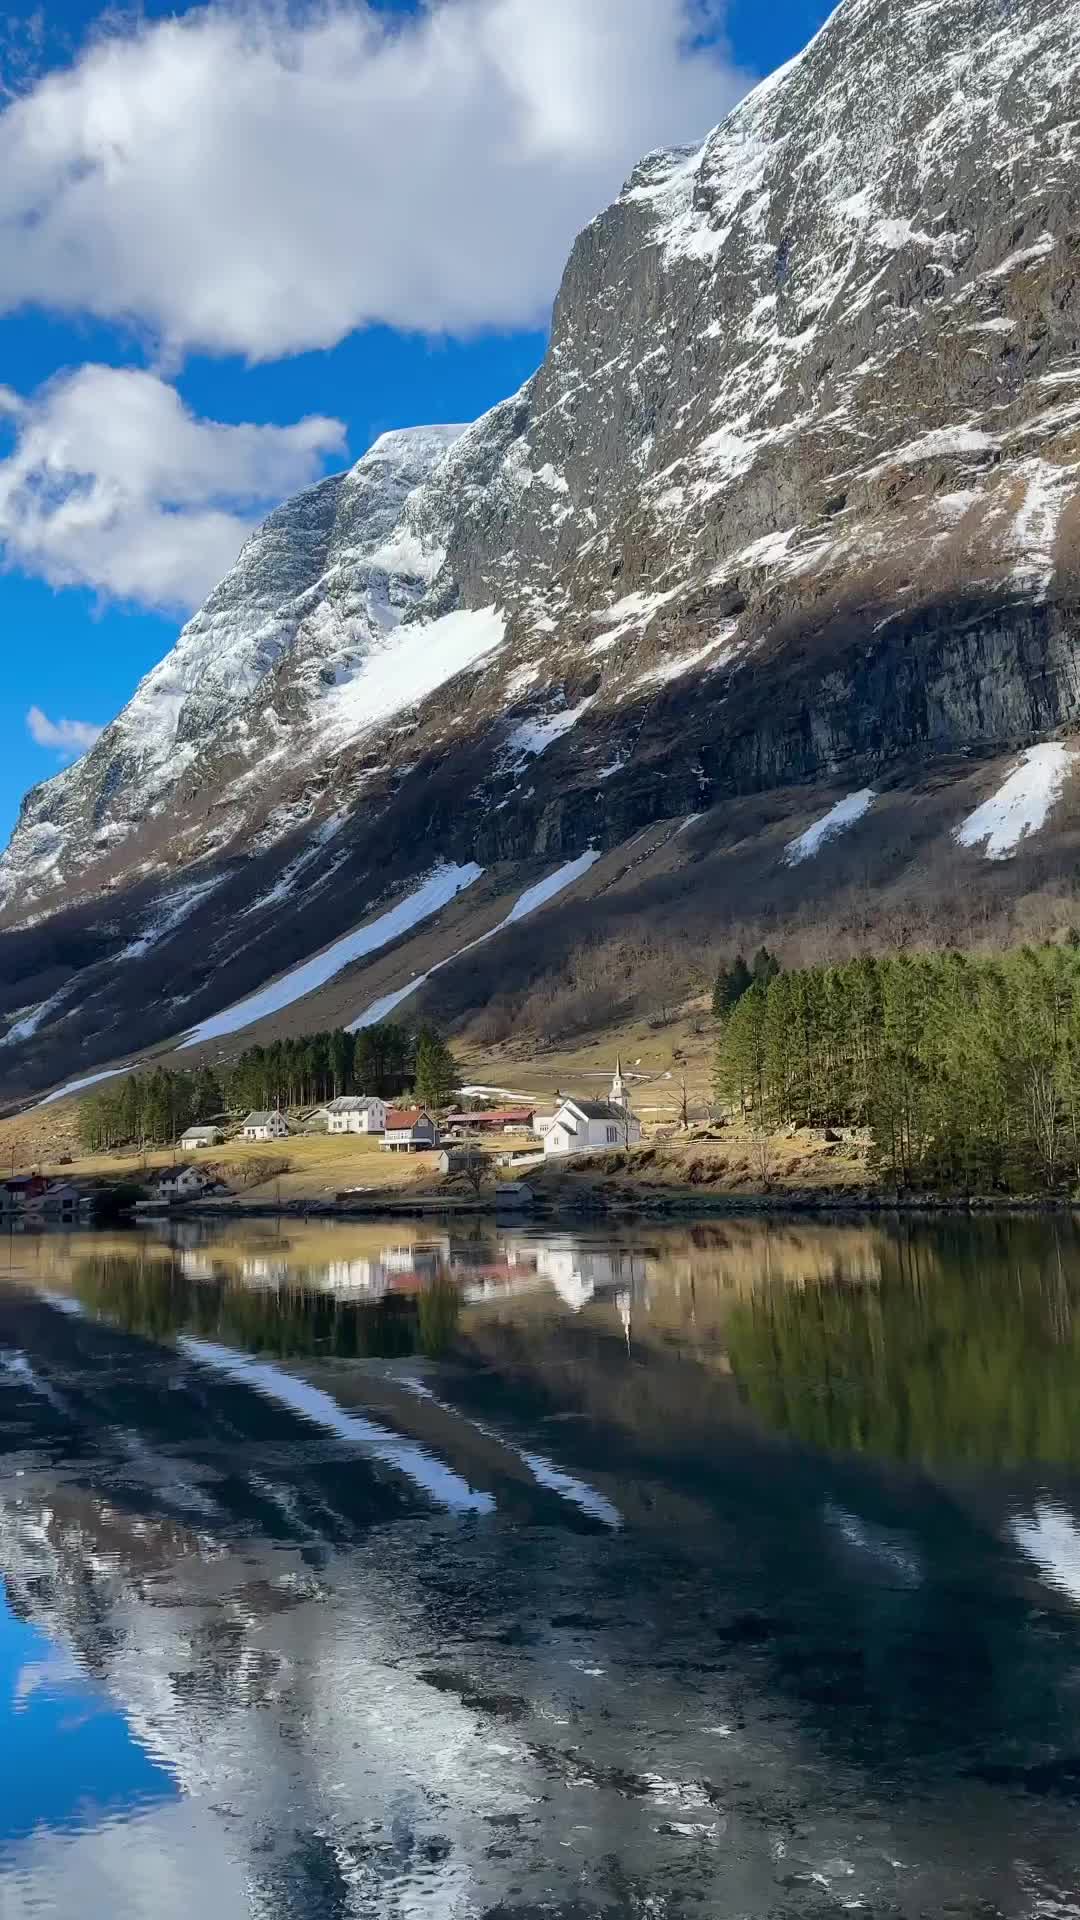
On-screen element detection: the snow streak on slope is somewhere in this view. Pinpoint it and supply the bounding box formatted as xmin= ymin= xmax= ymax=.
xmin=119 ymin=876 xmax=226 ymax=961
xmin=505 ymin=699 xmax=594 ymax=763
xmin=501 ymin=853 xmax=603 ymax=924
xmin=1 ymin=985 xmax=72 ymax=1048
xmin=322 ymin=605 xmax=506 ymax=748
xmin=784 ymin=790 xmax=876 ymax=865
xmin=178 ymin=863 xmax=484 ymax=1048
xmin=347 ymin=849 xmax=602 ymax=1032
xmin=954 ymin=746 xmax=1075 ymax=859
xmin=34 ymin=1068 xmax=128 ymax=1109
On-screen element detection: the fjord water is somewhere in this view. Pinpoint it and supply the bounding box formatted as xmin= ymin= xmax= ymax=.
xmin=4 ymin=1220 xmax=1080 ymax=1916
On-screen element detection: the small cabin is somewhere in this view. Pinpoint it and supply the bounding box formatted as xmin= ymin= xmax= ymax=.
xmin=437 ymin=1147 xmax=487 ymax=1179
xmin=180 ymin=1125 xmax=224 ymax=1150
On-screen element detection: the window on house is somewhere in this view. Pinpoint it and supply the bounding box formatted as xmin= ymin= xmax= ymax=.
xmin=607 ymin=1126 xmax=617 ymax=1143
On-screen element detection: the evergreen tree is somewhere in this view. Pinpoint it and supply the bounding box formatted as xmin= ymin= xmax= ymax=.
xmin=714 ymin=982 xmax=769 ymax=1122
xmin=330 ymin=1029 xmax=354 ymax=1096
xmin=752 ymin=945 xmax=781 ymax=989
xmin=712 ymin=953 xmax=753 ymax=1018
xmin=413 ymin=1027 xmax=461 ymax=1109
xmin=192 ymin=1066 xmax=222 ymax=1122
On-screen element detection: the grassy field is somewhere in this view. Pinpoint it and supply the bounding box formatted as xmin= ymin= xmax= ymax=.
xmin=0 ymin=1102 xmax=874 ymax=1207
xmin=456 ymin=1000 xmax=715 ymax=1119
xmin=23 ymin=1132 xmax=455 ymax=1205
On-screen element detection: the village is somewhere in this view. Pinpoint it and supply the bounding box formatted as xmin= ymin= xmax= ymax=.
xmin=138 ymin=1062 xmax=644 ymax=1210
xmin=0 ymin=1063 xmax=651 ymax=1223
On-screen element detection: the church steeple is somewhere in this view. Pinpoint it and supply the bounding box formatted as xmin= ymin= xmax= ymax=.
xmin=610 ymin=1056 xmax=627 ymax=1107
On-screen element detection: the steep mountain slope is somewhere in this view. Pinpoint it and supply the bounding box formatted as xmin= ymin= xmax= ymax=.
xmin=4 ymin=0 xmax=1080 ymax=1097
xmin=0 ymin=424 xmax=471 ymax=909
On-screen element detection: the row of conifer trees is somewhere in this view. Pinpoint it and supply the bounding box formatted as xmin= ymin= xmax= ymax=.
xmin=77 ymin=1021 xmax=461 ymax=1150
xmin=713 ymin=940 xmax=1080 ymax=1190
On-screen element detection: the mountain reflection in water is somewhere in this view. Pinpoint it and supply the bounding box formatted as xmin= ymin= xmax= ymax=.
xmin=4 ymin=1215 xmax=1080 ymax=1916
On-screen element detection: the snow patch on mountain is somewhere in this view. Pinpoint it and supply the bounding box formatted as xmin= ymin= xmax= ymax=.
xmin=34 ymin=1067 xmax=128 ymax=1109
xmin=178 ymin=862 xmax=484 ymax=1049
xmin=590 ymin=586 xmax=682 ymax=647
xmin=243 ymin=814 xmax=348 ymax=916
xmin=633 ymin=628 xmax=740 ymax=689
xmin=348 ymin=849 xmax=602 ymax=1032
xmin=322 ymin=605 xmax=506 ymax=749
xmin=1010 ymin=460 xmax=1076 ymax=601
xmin=785 ymin=790 xmax=876 ymax=866
xmin=506 ymin=699 xmax=593 ymax=764
xmin=119 ymin=875 xmax=227 ymax=960
xmin=0 ymin=985 xmax=72 ymax=1048
xmin=955 ymin=745 xmax=1075 ymax=859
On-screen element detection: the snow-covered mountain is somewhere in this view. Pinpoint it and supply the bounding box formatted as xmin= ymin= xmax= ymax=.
xmin=0 ymin=424 xmax=473 ymax=907
xmin=4 ymin=0 xmax=1080 ymax=1096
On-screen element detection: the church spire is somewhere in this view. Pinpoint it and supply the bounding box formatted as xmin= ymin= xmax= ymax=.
xmin=610 ymin=1056 xmax=627 ymax=1107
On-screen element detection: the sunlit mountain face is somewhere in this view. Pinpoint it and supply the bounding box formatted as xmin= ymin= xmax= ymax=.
xmin=4 ymin=1215 xmax=1080 ymax=1914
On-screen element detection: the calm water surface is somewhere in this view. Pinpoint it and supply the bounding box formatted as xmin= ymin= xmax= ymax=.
xmin=3 ymin=1215 xmax=1080 ymax=1916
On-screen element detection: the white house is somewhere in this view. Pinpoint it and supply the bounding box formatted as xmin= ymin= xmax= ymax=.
xmin=381 ymin=1108 xmax=438 ymax=1153
xmin=326 ymin=1096 xmax=387 ymax=1136
xmin=180 ymin=1125 xmax=224 ymax=1150
xmin=153 ymin=1164 xmax=214 ymax=1202
xmin=241 ymin=1111 xmax=292 ymax=1142
xmin=543 ymin=1062 xmax=641 ymax=1160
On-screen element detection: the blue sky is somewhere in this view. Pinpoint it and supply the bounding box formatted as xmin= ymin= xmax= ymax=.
xmin=0 ymin=0 xmax=831 ymax=847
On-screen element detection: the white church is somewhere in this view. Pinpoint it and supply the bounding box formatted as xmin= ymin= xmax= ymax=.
xmin=542 ymin=1061 xmax=642 ymax=1159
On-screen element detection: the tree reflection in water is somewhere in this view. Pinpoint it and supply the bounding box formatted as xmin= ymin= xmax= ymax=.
xmin=69 ymin=1253 xmax=460 ymax=1361
xmin=727 ymin=1219 xmax=1080 ymax=1465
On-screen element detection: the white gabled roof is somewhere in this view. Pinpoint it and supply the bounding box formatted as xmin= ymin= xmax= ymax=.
xmin=558 ymin=1098 xmax=627 ymax=1125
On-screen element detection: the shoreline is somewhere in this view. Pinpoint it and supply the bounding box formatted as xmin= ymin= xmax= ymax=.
xmin=159 ymin=1184 xmax=1080 ymax=1224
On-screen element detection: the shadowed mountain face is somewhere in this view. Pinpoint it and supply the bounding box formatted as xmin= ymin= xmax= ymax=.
xmin=3 ymin=0 xmax=1080 ymax=1093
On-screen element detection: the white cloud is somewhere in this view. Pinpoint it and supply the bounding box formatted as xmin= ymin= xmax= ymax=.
xmin=0 ymin=0 xmax=746 ymax=360
xmin=0 ymin=364 xmax=346 ymax=607
xmin=26 ymin=705 xmax=104 ymax=757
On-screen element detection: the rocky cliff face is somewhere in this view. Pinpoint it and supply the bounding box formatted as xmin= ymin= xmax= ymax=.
xmin=4 ymin=0 xmax=1080 ymax=1093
